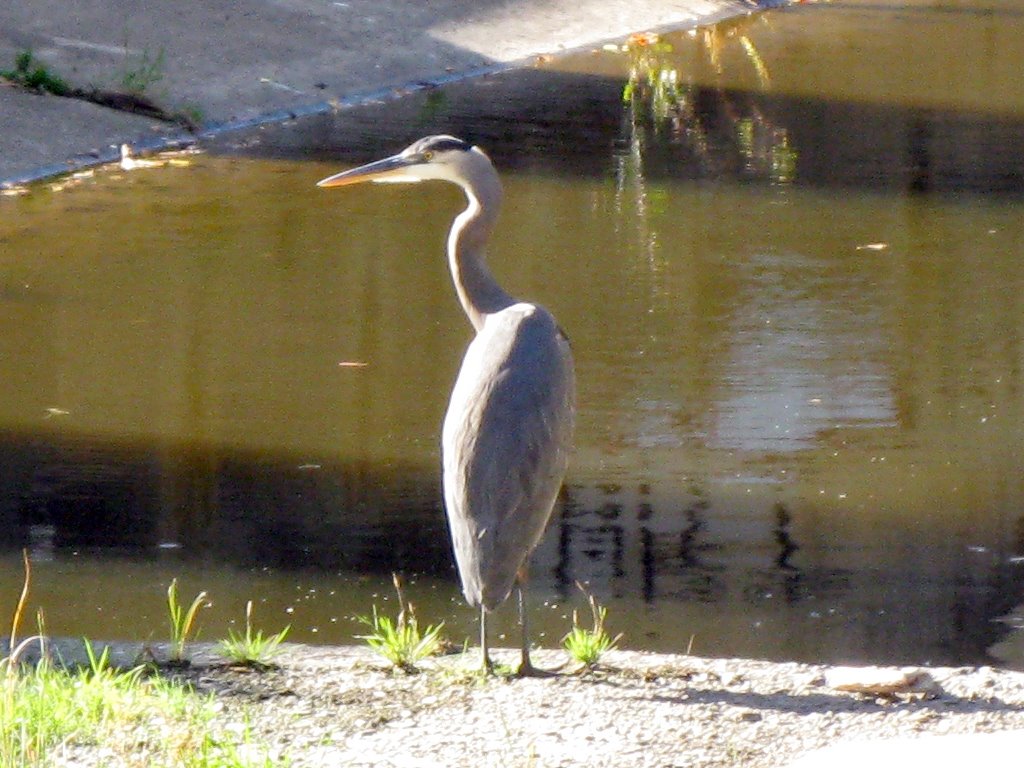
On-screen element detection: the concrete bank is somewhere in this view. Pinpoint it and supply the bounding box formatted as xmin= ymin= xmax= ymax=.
xmin=0 ymin=0 xmax=767 ymax=185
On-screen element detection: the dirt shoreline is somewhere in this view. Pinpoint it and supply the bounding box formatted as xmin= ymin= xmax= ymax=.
xmin=15 ymin=638 xmax=1024 ymax=767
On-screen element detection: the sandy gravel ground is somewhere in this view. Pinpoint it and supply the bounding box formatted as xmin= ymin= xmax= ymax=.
xmin=46 ymin=642 xmax=1024 ymax=768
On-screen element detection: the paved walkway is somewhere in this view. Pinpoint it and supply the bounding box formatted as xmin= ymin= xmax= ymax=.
xmin=0 ymin=0 xmax=753 ymax=184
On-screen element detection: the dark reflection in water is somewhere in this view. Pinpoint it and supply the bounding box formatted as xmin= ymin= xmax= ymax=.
xmin=3 ymin=0 xmax=1024 ymax=668
xmin=6 ymin=435 xmax=452 ymax=572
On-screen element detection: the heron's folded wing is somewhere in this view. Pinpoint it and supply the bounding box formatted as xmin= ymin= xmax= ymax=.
xmin=442 ymin=304 xmax=575 ymax=609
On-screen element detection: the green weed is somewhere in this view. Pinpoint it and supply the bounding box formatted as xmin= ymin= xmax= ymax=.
xmin=167 ymin=578 xmax=208 ymax=664
xmin=1 ymin=646 xmax=284 ymax=766
xmin=1 ymin=50 xmax=69 ymax=96
xmin=562 ymin=582 xmax=622 ymax=669
xmin=356 ymin=574 xmax=444 ymax=673
xmin=2 ymin=555 xmax=285 ymax=767
xmin=121 ymin=46 xmax=165 ymax=95
xmin=219 ymin=601 xmax=290 ymax=669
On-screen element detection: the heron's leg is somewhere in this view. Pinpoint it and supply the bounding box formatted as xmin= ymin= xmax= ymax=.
xmin=517 ymin=580 xmax=535 ymax=673
xmin=515 ymin=564 xmax=550 ymax=677
xmin=480 ymin=605 xmax=494 ymax=674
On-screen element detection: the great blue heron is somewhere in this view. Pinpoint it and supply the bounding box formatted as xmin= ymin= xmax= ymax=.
xmin=318 ymin=135 xmax=575 ymax=674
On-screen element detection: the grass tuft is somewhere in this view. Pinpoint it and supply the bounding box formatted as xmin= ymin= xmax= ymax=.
xmin=1 ymin=50 xmax=70 ymax=96
xmin=167 ymin=578 xmax=208 ymax=664
xmin=356 ymin=574 xmax=444 ymax=673
xmin=2 ymin=649 xmax=285 ymax=766
xmin=219 ymin=601 xmax=290 ymax=668
xmin=2 ymin=554 xmax=286 ymax=766
xmin=562 ymin=582 xmax=622 ymax=669
xmin=121 ymin=45 xmax=165 ymax=95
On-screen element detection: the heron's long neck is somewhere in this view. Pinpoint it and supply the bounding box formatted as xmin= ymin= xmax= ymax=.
xmin=448 ymin=179 xmax=514 ymax=332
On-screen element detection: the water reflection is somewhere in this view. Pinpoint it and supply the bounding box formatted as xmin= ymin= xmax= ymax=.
xmin=621 ymin=20 xmax=796 ymax=185
xmin=3 ymin=0 xmax=1024 ymax=667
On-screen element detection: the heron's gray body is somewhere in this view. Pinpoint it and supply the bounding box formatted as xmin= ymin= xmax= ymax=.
xmin=317 ymin=134 xmax=575 ymax=671
xmin=443 ymin=301 xmax=574 ymax=610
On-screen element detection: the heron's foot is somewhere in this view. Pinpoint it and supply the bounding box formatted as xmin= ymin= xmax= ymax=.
xmin=516 ymin=657 xmax=559 ymax=678
xmin=481 ymin=653 xmax=496 ymax=676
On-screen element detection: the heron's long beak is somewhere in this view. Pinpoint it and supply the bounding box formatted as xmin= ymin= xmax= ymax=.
xmin=316 ymin=154 xmax=420 ymax=187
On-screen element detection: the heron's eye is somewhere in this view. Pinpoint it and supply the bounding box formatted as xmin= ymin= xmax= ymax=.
xmin=423 ymin=150 xmax=435 ymax=161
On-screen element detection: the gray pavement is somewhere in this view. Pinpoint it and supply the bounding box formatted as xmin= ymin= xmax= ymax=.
xmin=0 ymin=0 xmax=752 ymax=184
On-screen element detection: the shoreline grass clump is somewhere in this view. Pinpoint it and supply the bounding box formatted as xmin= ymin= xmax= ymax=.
xmin=219 ymin=600 xmax=290 ymax=669
xmin=356 ymin=574 xmax=444 ymax=673
xmin=166 ymin=578 xmax=208 ymax=665
xmin=2 ymin=552 xmax=286 ymax=767
xmin=3 ymin=644 xmax=285 ymax=766
xmin=562 ymin=582 xmax=622 ymax=669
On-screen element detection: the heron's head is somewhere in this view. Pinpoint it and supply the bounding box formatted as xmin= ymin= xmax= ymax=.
xmin=317 ymin=135 xmax=492 ymax=189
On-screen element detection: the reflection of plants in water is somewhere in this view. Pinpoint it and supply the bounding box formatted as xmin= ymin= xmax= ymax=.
xmin=621 ymin=33 xmax=683 ymax=125
xmin=417 ymin=89 xmax=449 ymax=124
xmin=618 ymin=20 xmax=797 ymax=184
xmin=737 ymin=117 xmax=797 ymax=183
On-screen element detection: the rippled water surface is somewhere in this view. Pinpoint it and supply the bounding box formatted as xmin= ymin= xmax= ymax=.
xmin=2 ymin=0 xmax=1024 ymax=667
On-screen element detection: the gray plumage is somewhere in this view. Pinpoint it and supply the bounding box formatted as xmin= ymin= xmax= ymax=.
xmin=443 ymin=301 xmax=574 ymax=610
xmin=318 ymin=135 xmax=576 ymax=674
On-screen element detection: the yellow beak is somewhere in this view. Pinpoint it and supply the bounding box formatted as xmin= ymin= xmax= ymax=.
xmin=316 ymin=154 xmax=419 ymax=188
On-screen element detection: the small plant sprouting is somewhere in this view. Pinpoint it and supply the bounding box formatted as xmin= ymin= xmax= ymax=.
xmin=562 ymin=582 xmax=622 ymax=669
xmin=121 ymin=46 xmax=165 ymax=95
xmin=1 ymin=50 xmax=70 ymax=96
xmin=356 ymin=573 xmax=444 ymax=673
xmin=166 ymin=578 xmax=207 ymax=665
xmin=218 ymin=600 xmax=290 ymax=669
xmin=3 ymin=550 xmax=48 ymax=676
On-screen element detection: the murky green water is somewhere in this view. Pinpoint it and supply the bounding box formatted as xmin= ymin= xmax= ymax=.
xmin=3 ymin=0 xmax=1024 ymax=666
